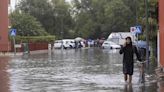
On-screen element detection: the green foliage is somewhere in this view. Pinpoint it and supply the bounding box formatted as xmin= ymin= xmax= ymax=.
xmin=14 ymin=36 xmax=55 ymax=43
xmin=137 ymin=0 xmax=158 ymax=42
xmin=135 ymin=0 xmax=158 ymax=59
xmin=72 ymin=0 xmax=136 ymax=39
xmin=14 ymin=0 xmax=158 ymax=40
xmin=104 ymin=0 xmax=132 ymax=32
xmin=138 ymin=34 xmax=146 ymax=41
xmin=18 ymin=0 xmax=74 ymax=38
xmin=10 ymin=11 xmax=48 ymax=36
xmin=18 ymin=0 xmax=54 ymax=34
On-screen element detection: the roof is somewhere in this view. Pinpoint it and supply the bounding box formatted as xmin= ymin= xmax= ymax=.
xmin=108 ymin=32 xmax=135 ymax=39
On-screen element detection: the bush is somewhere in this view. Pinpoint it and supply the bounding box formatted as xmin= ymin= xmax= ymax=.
xmin=10 ymin=36 xmax=55 ymax=43
xmin=138 ymin=34 xmax=146 ymax=41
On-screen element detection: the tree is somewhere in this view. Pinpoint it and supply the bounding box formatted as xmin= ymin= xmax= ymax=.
xmin=51 ymin=0 xmax=74 ymax=39
xmin=18 ymin=0 xmax=55 ymax=34
xmin=134 ymin=0 xmax=158 ymax=60
xmin=72 ymin=0 xmax=133 ymax=39
xmin=16 ymin=0 xmax=158 ymax=40
xmin=18 ymin=0 xmax=74 ymax=39
xmin=10 ymin=11 xmax=48 ymax=36
xmin=104 ymin=0 xmax=132 ymax=33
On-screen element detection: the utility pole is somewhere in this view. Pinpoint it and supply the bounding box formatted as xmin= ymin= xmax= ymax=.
xmin=135 ymin=0 xmax=138 ymax=25
xmin=135 ymin=0 xmax=139 ymax=43
xmin=145 ymin=0 xmax=149 ymax=67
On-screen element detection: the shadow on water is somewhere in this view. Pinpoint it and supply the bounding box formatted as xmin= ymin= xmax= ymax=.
xmin=3 ymin=48 xmax=164 ymax=92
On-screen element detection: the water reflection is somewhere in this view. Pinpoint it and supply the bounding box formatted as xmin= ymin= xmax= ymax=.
xmin=4 ymin=48 xmax=162 ymax=92
xmin=158 ymin=81 xmax=164 ymax=92
xmin=124 ymin=84 xmax=133 ymax=92
xmin=138 ymin=85 xmax=145 ymax=92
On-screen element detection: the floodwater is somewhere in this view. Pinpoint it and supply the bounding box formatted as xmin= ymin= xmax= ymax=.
xmin=0 ymin=48 xmax=164 ymax=92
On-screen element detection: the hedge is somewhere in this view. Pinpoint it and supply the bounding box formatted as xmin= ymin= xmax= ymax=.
xmin=10 ymin=36 xmax=55 ymax=43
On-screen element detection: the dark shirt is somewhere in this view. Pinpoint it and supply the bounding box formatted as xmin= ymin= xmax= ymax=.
xmin=119 ymin=44 xmax=141 ymax=63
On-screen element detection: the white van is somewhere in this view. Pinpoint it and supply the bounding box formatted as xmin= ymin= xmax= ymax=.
xmin=54 ymin=39 xmax=75 ymax=49
xmin=107 ymin=32 xmax=136 ymax=45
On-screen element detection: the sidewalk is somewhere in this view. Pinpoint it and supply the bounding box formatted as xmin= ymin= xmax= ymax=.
xmin=156 ymin=67 xmax=164 ymax=80
xmin=0 ymin=50 xmax=49 ymax=57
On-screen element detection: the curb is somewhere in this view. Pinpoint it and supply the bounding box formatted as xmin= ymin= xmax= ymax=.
xmin=0 ymin=50 xmax=49 ymax=57
xmin=156 ymin=67 xmax=164 ymax=80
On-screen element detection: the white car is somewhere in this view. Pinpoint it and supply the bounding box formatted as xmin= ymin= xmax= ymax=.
xmin=54 ymin=39 xmax=75 ymax=49
xmin=102 ymin=41 xmax=121 ymax=49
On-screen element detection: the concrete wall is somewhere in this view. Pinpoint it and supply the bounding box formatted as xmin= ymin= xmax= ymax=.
xmin=0 ymin=0 xmax=10 ymax=52
xmin=159 ymin=0 xmax=164 ymax=67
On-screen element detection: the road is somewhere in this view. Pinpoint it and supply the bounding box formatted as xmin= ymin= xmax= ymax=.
xmin=0 ymin=48 xmax=163 ymax=92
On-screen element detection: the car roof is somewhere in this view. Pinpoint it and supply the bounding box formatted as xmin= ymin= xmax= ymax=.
xmin=62 ymin=39 xmax=75 ymax=41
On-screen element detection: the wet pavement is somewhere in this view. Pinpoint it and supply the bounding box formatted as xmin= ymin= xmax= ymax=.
xmin=0 ymin=48 xmax=164 ymax=92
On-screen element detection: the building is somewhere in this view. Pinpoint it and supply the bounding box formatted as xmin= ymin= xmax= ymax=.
xmin=159 ymin=0 xmax=164 ymax=67
xmin=0 ymin=0 xmax=21 ymax=52
xmin=0 ymin=0 xmax=10 ymax=52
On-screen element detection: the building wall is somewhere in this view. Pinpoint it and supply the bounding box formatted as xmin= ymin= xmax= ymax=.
xmin=159 ymin=0 xmax=164 ymax=67
xmin=0 ymin=0 xmax=10 ymax=52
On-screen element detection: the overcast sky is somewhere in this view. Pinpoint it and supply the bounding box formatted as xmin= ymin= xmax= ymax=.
xmin=9 ymin=0 xmax=72 ymax=11
xmin=66 ymin=0 xmax=69 ymax=1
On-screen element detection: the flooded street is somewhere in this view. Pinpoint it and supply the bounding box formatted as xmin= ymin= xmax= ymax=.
xmin=0 ymin=48 xmax=163 ymax=92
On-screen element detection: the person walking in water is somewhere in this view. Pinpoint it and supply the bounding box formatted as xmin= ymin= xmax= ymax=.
xmin=119 ymin=37 xmax=141 ymax=84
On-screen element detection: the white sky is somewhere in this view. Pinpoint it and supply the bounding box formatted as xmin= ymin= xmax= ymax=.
xmin=9 ymin=0 xmax=20 ymax=11
xmin=9 ymin=0 xmax=72 ymax=11
xmin=66 ymin=0 xmax=71 ymax=2
xmin=65 ymin=0 xmax=72 ymax=5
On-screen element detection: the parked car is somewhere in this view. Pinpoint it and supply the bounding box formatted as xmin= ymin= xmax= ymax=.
xmin=54 ymin=39 xmax=75 ymax=49
xmin=102 ymin=41 xmax=121 ymax=49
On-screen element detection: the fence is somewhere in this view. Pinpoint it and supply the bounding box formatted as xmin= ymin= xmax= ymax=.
xmin=10 ymin=42 xmax=50 ymax=52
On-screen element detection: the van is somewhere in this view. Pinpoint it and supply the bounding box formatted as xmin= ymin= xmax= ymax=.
xmin=107 ymin=32 xmax=136 ymax=46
